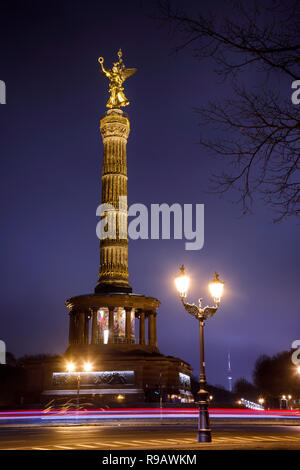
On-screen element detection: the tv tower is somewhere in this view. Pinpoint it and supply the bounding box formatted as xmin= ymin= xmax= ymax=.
xmin=228 ymin=352 xmax=232 ymax=392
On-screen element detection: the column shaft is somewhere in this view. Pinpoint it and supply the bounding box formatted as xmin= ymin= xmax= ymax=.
xmin=148 ymin=312 xmax=154 ymax=346
xmin=91 ymin=310 xmax=98 ymax=344
xmin=95 ymin=109 xmax=132 ymax=294
xmin=74 ymin=313 xmax=79 ymax=344
xmin=153 ymin=312 xmax=157 ymax=347
xmin=125 ymin=307 xmax=131 ymax=344
xmin=108 ymin=307 xmax=114 ymax=344
xmin=68 ymin=312 xmax=76 ymax=345
xmin=139 ymin=311 xmax=145 ymax=345
xmin=84 ymin=313 xmax=90 ymax=344
xmin=79 ymin=312 xmax=85 ymax=344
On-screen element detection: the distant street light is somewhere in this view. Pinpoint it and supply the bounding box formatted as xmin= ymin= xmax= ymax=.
xmin=258 ymin=397 xmax=265 ymax=407
xmin=281 ymin=394 xmax=288 ymax=409
xmin=174 ymin=265 xmax=224 ymax=443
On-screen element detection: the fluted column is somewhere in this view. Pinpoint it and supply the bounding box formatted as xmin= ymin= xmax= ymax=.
xmin=68 ymin=311 xmax=76 ymax=345
xmin=73 ymin=313 xmax=79 ymax=344
xmin=148 ymin=312 xmax=154 ymax=346
xmin=95 ymin=109 xmax=132 ymax=294
xmin=91 ymin=310 xmax=98 ymax=344
xmin=139 ymin=311 xmax=145 ymax=345
xmin=84 ymin=313 xmax=90 ymax=344
xmin=108 ymin=307 xmax=114 ymax=344
xmin=153 ymin=312 xmax=157 ymax=347
xmin=78 ymin=311 xmax=85 ymax=344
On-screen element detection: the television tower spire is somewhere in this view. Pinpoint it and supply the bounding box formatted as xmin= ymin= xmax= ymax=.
xmin=228 ymin=352 xmax=232 ymax=392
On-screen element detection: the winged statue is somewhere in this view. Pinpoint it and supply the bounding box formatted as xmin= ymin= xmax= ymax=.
xmin=98 ymin=49 xmax=136 ymax=108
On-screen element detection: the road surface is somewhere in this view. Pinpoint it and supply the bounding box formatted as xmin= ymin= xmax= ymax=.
xmin=1 ymin=424 xmax=300 ymax=450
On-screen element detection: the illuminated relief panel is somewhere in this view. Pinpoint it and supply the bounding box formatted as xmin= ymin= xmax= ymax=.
xmin=53 ymin=371 xmax=135 ymax=387
xmin=97 ymin=308 xmax=109 ymax=344
xmin=179 ymin=373 xmax=191 ymax=387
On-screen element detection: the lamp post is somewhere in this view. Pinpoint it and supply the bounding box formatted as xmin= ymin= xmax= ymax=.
xmin=174 ymin=265 xmax=224 ymax=443
xmin=66 ymin=361 xmax=93 ymax=411
xmin=281 ymin=394 xmax=287 ymax=409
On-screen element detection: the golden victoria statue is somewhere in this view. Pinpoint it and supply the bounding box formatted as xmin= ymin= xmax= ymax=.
xmin=98 ymin=49 xmax=136 ymax=108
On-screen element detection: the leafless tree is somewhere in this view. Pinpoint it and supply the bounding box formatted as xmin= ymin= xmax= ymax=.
xmin=158 ymin=0 xmax=300 ymax=221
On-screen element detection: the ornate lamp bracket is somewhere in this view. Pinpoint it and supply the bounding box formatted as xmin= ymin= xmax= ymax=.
xmin=180 ymin=297 xmax=218 ymax=321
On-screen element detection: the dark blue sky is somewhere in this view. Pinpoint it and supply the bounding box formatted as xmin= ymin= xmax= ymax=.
xmin=0 ymin=0 xmax=299 ymax=388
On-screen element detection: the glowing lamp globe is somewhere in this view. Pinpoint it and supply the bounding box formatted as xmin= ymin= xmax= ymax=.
xmin=175 ymin=265 xmax=190 ymax=298
xmin=84 ymin=361 xmax=93 ymax=372
xmin=209 ymin=272 xmax=224 ymax=304
xmin=66 ymin=362 xmax=75 ymax=373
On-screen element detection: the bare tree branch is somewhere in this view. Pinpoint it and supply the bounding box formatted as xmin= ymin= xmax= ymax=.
xmin=157 ymin=0 xmax=300 ymax=220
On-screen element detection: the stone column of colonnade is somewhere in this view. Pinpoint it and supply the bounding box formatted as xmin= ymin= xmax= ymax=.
xmin=69 ymin=309 xmax=157 ymax=347
xmin=95 ymin=108 xmax=132 ymax=294
xmin=139 ymin=311 xmax=145 ymax=345
xmin=91 ymin=310 xmax=97 ymax=344
xmin=68 ymin=311 xmax=76 ymax=345
xmin=147 ymin=311 xmax=157 ymax=347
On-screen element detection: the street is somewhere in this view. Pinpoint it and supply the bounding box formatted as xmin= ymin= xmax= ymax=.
xmin=1 ymin=424 xmax=300 ymax=450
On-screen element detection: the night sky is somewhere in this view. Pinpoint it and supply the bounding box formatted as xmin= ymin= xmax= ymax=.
xmin=0 ymin=0 xmax=299 ymax=389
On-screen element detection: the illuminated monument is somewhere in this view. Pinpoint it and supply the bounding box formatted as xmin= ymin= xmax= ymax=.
xmin=41 ymin=50 xmax=192 ymax=405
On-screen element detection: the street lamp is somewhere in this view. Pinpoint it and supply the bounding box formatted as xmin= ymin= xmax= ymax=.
xmin=67 ymin=361 xmax=75 ymax=374
xmin=84 ymin=361 xmax=93 ymax=372
xmin=174 ymin=265 xmax=224 ymax=443
xmin=66 ymin=361 xmax=93 ymax=410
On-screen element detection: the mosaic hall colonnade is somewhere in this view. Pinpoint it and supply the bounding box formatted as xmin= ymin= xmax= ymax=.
xmin=66 ymin=293 xmax=159 ymax=349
